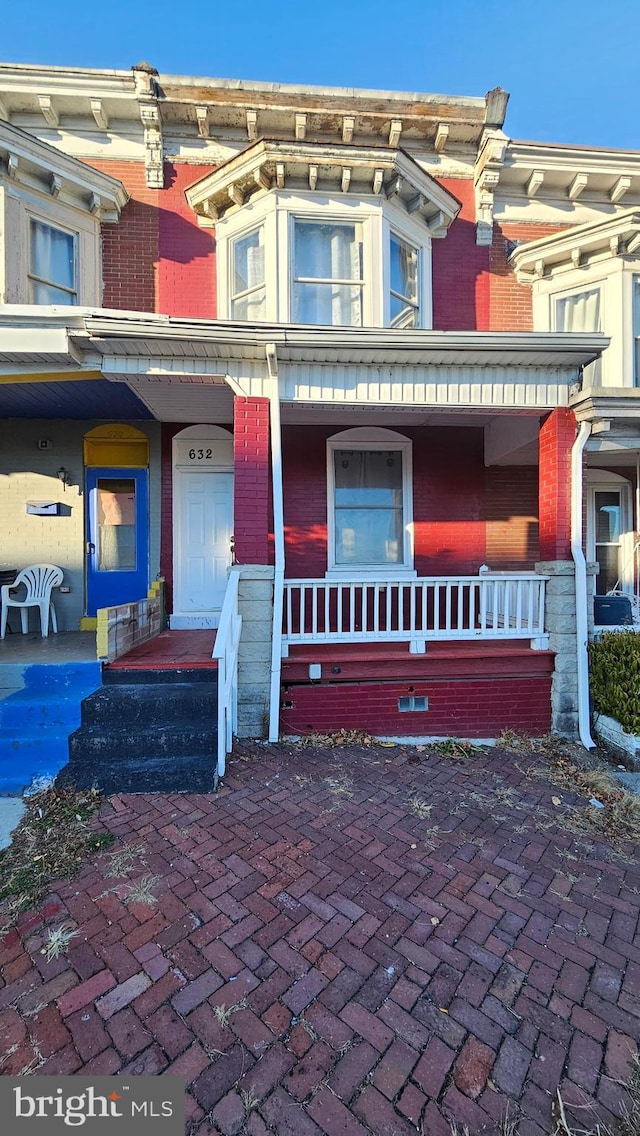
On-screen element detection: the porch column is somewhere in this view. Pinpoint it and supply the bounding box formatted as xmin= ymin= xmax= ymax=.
xmin=233 ymin=396 xmax=270 ymax=565
xmin=537 ymin=409 xmax=580 ymax=737
xmin=538 ymin=407 xmax=576 ymax=560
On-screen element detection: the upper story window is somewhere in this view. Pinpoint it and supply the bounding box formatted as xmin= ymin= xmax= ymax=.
xmin=231 ymin=226 xmax=266 ymax=320
xmin=633 ymin=277 xmax=640 ymax=384
xmin=292 ymin=220 xmax=364 ymax=326
xmin=185 ymin=139 xmax=460 ymax=330
xmin=509 ymin=210 xmax=640 ymax=390
xmin=0 ymin=120 xmax=127 ymax=307
xmin=390 ymin=234 xmax=419 ymax=328
xmin=555 ymin=287 xmax=602 ymax=384
xmin=29 ymin=219 xmax=77 ymax=305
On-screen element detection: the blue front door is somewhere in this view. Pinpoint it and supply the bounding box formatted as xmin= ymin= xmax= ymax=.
xmin=86 ymin=467 xmax=149 ymax=616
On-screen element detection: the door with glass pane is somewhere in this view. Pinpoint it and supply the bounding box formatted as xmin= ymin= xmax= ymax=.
xmin=86 ymin=468 xmax=149 ymax=615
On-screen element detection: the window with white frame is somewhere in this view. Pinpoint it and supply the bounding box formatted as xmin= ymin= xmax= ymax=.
xmin=28 ymin=219 xmax=77 ymax=305
xmin=292 ymin=219 xmax=364 ymax=326
xmin=555 ymin=287 xmax=602 ymax=384
xmin=633 ymin=276 xmax=640 ymax=385
xmin=215 ymin=191 xmax=432 ymax=329
xmin=389 ymin=233 xmax=419 ymax=328
xmin=231 ymin=226 xmax=266 ymax=320
xmin=327 ymin=429 xmax=413 ymax=574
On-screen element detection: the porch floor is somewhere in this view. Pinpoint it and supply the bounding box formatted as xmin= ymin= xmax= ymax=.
xmin=0 ymin=631 xmax=97 ymax=666
xmin=107 ymin=628 xmax=217 ymax=671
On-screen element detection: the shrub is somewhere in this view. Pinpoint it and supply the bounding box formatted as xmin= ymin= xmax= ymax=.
xmin=588 ymin=630 xmax=640 ymax=734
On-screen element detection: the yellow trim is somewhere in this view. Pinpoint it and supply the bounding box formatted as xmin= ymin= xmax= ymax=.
xmin=96 ymin=608 xmax=108 ymax=659
xmin=0 ymin=370 xmax=103 ymax=385
xmin=79 ymin=616 xmax=97 ymax=631
xmin=84 ymin=423 xmax=149 ymax=468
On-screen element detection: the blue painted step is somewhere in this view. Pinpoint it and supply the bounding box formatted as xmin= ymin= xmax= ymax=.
xmin=0 ymin=661 xmax=102 ymax=794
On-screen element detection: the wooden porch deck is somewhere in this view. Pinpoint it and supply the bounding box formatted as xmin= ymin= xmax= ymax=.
xmin=107 ymin=629 xmax=217 ymax=671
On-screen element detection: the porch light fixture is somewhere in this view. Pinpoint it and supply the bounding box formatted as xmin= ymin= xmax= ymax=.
xmin=56 ymin=466 xmax=70 ymax=490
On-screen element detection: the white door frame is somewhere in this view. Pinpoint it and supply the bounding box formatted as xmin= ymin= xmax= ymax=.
xmin=586 ymin=468 xmax=634 ymax=595
xmin=171 ymin=425 xmax=234 ymax=629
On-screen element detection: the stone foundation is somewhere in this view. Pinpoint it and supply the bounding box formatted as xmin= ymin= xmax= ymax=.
xmin=536 ymin=561 xmax=578 ymax=738
xmin=235 ymin=565 xmax=274 ymax=738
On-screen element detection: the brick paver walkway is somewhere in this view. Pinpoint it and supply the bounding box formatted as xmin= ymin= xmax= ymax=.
xmin=1 ymin=742 xmax=639 ymax=1135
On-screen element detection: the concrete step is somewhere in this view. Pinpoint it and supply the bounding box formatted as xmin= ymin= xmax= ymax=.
xmin=57 ymin=753 xmax=217 ymax=795
xmin=102 ymin=666 xmax=216 ymax=686
xmin=78 ymin=682 xmax=217 ymax=729
xmin=68 ymin=721 xmax=216 ymax=764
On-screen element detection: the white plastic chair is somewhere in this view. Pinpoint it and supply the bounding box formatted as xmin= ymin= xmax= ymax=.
xmin=0 ymin=564 xmax=63 ymax=639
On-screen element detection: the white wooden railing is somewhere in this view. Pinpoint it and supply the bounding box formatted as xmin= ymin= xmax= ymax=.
xmin=282 ymin=572 xmax=548 ymax=655
xmin=212 ymin=568 xmax=242 ymax=780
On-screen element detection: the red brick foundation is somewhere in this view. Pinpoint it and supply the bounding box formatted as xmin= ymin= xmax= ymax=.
xmin=280 ymin=676 xmax=552 ymax=737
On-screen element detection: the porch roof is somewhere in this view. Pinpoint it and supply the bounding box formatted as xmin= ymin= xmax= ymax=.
xmin=79 ymin=313 xmax=607 ymax=369
xmin=0 ymin=308 xmax=607 ymax=370
xmin=0 ymin=308 xmax=608 ymax=420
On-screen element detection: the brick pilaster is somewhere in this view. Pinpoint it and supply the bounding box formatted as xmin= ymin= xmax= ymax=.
xmin=538 ymin=408 xmax=576 ymax=562
xmin=233 ymin=396 xmax=270 ymax=565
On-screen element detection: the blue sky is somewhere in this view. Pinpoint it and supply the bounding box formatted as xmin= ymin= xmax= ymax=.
xmin=2 ymin=0 xmax=636 ymax=151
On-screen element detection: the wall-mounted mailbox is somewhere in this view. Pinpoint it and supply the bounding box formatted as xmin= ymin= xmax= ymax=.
xmin=26 ymin=501 xmax=62 ymax=516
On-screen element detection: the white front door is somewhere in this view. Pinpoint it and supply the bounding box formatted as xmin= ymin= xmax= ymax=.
xmin=172 ymin=470 xmax=233 ymax=628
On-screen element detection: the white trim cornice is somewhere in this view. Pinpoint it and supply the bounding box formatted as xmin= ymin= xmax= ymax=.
xmin=509 ymin=207 xmax=640 ymax=281
xmin=185 ymin=138 xmax=461 ymax=233
xmin=0 ymin=119 xmax=128 ymax=218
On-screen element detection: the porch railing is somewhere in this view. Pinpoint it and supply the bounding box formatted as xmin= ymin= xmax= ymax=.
xmin=212 ymin=568 xmax=242 ymax=780
xmin=282 ymin=572 xmax=548 ymax=655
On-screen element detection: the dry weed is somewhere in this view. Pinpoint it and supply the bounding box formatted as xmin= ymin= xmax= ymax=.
xmin=409 ymin=796 xmax=433 ymax=819
xmin=41 ymin=923 xmax=79 ymax=961
xmin=0 ymin=787 xmax=111 ymax=928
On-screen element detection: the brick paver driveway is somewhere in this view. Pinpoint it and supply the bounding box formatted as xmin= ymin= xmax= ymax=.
xmin=1 ymin=741 xmax=639 ymax=1135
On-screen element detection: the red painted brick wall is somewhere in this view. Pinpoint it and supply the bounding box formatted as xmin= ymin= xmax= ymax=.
xmin=86 ymin=159 xmax=159 ymax=312
xmin=234 ymin=396 xmax=271 ymax=565
xmin=283 ymin=425 xmax=540 ymax=577
xmin=158 ymin=163 xmax=216 ymax=317
xmin=86 ymin=158 xmax=216 ymax=315
xmin=484 ymin=467 xmax=539 ymax=568
xmin=432 ymin=179 xmax=490 ymax=330
xmin=489 ymin=222 xmax=567 ymax=331
xmin=280 ymin=676 xmax=551 ymax=736
xmin=539 ymin=408 xmax=576 ymax=561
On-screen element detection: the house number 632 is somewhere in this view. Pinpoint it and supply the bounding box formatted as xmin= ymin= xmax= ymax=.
xmin=188 ymin=448 xmax=213 ymax=459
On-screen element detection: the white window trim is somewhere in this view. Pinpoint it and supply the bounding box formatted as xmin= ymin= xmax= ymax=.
xmin=1 ymin=182 xmax=102 ymax=306
xmin=586 ymin=469 xmax=634 ymax=595
xmin=387 ymin=229 xmax=421 ymax=329
xmin=229 ymin=222 xmax=266 ymax=320
xmin=326 ymin=427 xmax=415 ymax=578
xmin=289 ymin=213 xmax=366 ymax=328
xmin=215 ymin=189 xmax=433 ymax=329
xmin=28 ymin=216 xmax=78 ymax=304
xmin=531 ymin=257 xmax=640 ymax=389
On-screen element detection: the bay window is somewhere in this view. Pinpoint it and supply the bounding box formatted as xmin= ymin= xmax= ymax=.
xmin=215 ymin=191 xmax=434 ymax=328
xmin=28 ymin=219 xmax=77 ymax=305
